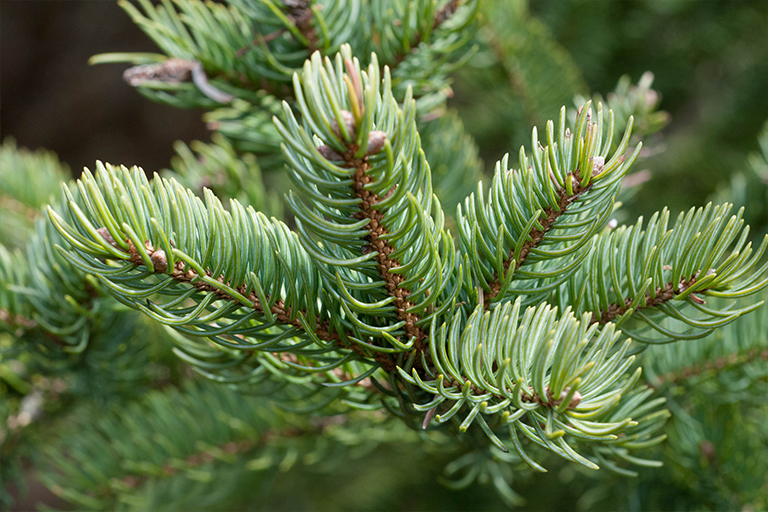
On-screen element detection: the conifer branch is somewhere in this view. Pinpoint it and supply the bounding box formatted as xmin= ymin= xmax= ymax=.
xmin=349 ymin=158 xmax=427 ymax=350
xmin=592 ymin=273 xmax=701 ymax=325
xmin=117 ymin=234 xmax=397 ymax=373
xmin=117 ymin=426 xmax=305 ymax=491
xmin=459 ymin=103 xmax=640 ymax=307
xmin=486 ymin=169 xmax=595 ymax=301
xmin=277 ymin=47 xmax=457 ymax=355
xmin=650 ymin=348 xmax=768 ymax=388
xmin=554 ymin=203 xmax=768 ymax=343
xmin=45 ymin=47 xmax=672 ymax=473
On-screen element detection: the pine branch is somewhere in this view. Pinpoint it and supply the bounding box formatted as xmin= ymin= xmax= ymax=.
xmin=46 ymin=161 xmax=400 ymax=400
xmin=42 ymin=382 xmax=414 ymax=510
xmin=399 ymin=298 xmax=669 ymax=472
xmin=487 ymin=168 xmax=591 ymax=302
xmin=592 ymin=274 xmax=700 ymax=325
xmin=651 ymin=348 xmax=768 ymax=388
xmin=641 ymin=287 xmax=768 ymax=391
xmin=349 ymin=153 xmax=427 ymax=349
xmin=96 ymin=0 xmax=479 ymax=112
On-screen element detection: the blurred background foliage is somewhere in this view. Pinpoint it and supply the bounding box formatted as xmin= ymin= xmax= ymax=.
xmin=2 ymin=0 xmax=768 ymax=510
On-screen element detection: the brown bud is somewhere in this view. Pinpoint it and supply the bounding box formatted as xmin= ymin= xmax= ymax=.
xmin=553 ymin=388 xmax=582 ymax=409
xmin=569 ymin=391 xmax=582 ymax=409
xmin=151 ymin=250 xmax=168 ymax=273
xmin=365 ymin=130 xmax=388 ymax=156
xmin=331 ymin=110 xmax=356 ymax=140
xmin=123 ymin=58 xmax=196 ymax=86
xmin=590 ymin=156 xmax=605 ymax=175
xmin=96 ymin=227 xmax=117 ymax=247
xmin=317 ymin=145 xmax=344 ymax=161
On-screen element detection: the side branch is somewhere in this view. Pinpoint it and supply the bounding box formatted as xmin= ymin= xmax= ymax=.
xmin=650 ymin=347 xmax=768 ymax=389
xmin=592 ymin=273 xmax=704 ymax=325
xmin=487 ymin=171 xmax=591 ymax=301
xmin=114 ymin=234 xmax=397 ymax=372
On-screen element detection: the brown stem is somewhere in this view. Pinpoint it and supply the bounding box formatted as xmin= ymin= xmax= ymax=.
xmin=650 ymin=347 xmax=768 ymax=389
xmin=122 ymin=240 xmax=397 ymax=373
xmin=591 ymin=273 xmax=701 ymax=325
xmin=344 ymin=154 xmax=427 ymax=353
xmin=486 ymin=172 xmax=590 ymax=302
xmin=444 ymin=375 xmax=581 ymax=410
xmin=119 ymin=425 xmax=306 ymax=491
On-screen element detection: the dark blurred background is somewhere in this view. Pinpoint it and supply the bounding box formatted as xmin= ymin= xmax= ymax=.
xmin=1 ymin=1 xmax=208 ymax=176
xmin=3 ymin=0 xmax=768 ymax=214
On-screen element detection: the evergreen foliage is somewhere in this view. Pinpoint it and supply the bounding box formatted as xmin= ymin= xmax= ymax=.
xmin=3 ymin=1 xmax=768 ymax=510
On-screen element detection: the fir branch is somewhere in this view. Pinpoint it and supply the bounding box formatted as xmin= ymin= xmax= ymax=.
xmin=459 ymin=103 xmax=640 ymax=307
xmin=98 ymin=0 xmax=478 ymax=112
xmin=349 ymin=157 xmax=427 ymax=349
xmin=117 ymin=233 xmax=397 ymax=373
xmin=553 ymin=203 xmax=768 ymax=343
xmin=328 ymin=63 xmax=427 ymax=349
xmin=592 ymin=273 xmax=701 ymax=325
xmin=117 ymin=426 xmax=304 ymax=491
xmin=277 ymin=47 xmax=458 ymax=354
xmin=486 ymin=168 xmax=595 ymax=302
xmin=650 ymin=347 xmax=768 ymax=388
